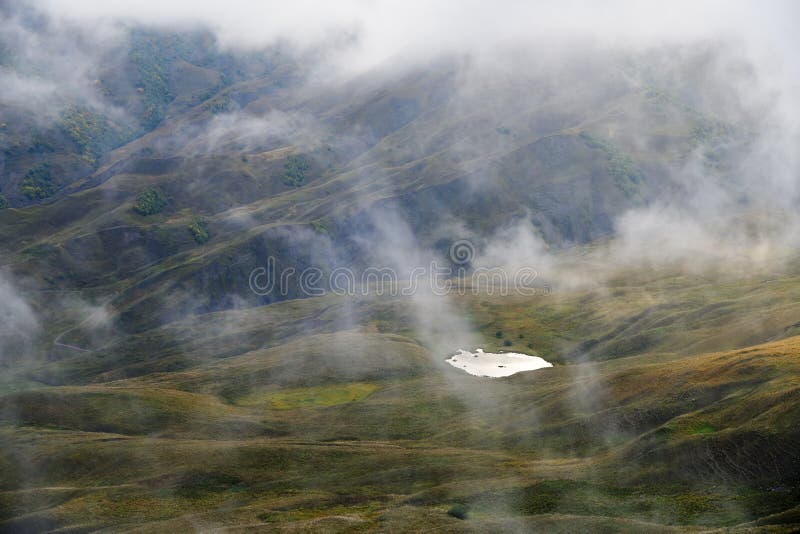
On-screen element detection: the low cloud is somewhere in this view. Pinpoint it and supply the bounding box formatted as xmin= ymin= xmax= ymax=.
xmin=0 ymin=3 xmax=126 ymax=122
xmin=0 ymin=272 xmax=39 ymax=366
xmin=183 ymin=110 xmax=326 ymax=156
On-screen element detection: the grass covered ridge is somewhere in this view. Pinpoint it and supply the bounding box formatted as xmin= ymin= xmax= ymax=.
xmin=237 ymin=382 xmax=379 ymax=410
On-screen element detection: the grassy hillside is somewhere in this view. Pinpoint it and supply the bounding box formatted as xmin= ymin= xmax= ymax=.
xmin=2 ymin=262 xmax=800 ymax=530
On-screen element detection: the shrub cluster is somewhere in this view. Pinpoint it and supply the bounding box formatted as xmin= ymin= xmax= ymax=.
xmin=59 ymin=106 xmax=132 ymax=166
xmin=21 ymin=163 xmax=55 ymax=199
xmin=129 ymin=31 xmax=174 ymax=130
xmin=579 ymin=131 xmax=644 ymax=198
xmin=188 ymin=216 xmax=210 ymax=244
xmin=282 ymin=155 xmax=310 ymax=187
xmin=447 ymin=504 xmax=468 ymax=520
xmin=133 ymin=189 xmax=168 ymax=216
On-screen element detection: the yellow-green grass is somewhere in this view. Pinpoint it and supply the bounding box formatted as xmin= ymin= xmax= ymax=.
xmin=236 ymin=382 xmax=379 ymax=410
xmin=453 ymin=262 xmax=800 ymax=363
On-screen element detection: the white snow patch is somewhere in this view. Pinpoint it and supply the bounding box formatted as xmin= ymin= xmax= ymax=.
xmin=445 ymin=348 xmax=552 ymax=377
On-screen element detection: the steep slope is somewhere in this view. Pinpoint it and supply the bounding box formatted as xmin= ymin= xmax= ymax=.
xmin=0 ymin=44 xmax=742 ymax=336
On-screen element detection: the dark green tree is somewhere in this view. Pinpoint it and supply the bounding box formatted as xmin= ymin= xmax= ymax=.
xmin=188 ymin=216 xmax=210 ymax=244
xmin=133 ymin=189 xmax=168 ymax=215
xmin=21 ymin=163 xmax=55 ymax=199
xmin=282 ymin=155 xmax=310 ymax=187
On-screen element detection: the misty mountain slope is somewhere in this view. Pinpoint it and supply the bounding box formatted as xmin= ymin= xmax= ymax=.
xmin=0 ymin=16 xmax=296 ymax=208
xmin=0 ymin=51 xmax=739 ymax=333
xmin=2 ymin=1 xmax=800 ymax=531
